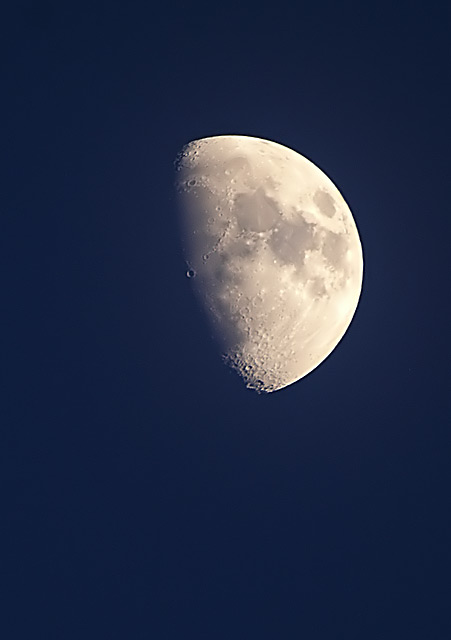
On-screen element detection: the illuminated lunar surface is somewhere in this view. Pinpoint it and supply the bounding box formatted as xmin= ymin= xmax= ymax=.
xmin=174 ymin=135 xmax=363 ymax=393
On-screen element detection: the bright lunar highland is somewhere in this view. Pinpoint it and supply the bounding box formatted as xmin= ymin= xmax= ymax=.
xmin=174 ymin=135 xmax=363 ymax=393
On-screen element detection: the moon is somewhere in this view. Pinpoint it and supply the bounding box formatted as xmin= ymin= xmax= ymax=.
xmin=174 ymin=135 xmax=363 ymax=393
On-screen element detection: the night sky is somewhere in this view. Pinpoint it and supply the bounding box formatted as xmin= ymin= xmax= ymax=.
xmin=2 ymin=2 xmax=451 ymax=638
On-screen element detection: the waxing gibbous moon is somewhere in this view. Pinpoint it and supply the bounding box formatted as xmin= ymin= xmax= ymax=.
xmin=174 ymin=135 xmax=363 ymax=393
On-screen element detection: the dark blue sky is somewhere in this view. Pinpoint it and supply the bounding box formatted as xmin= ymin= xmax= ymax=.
xmin=2 ymin=2 xmax=450 ymax=638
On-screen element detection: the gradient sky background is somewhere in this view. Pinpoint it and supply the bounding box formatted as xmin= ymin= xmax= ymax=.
xmin=2 ymin=2 xmax=450 ymax=638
